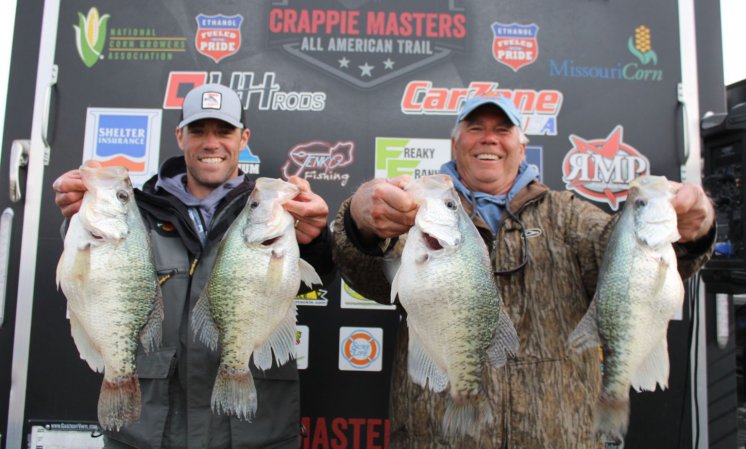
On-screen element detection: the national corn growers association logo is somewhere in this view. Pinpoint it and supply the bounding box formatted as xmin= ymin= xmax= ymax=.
xmin=74 ymin=7 xmax=110 ymax=67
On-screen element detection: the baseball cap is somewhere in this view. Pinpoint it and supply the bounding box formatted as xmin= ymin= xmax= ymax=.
xmin=455 ymin=95 xmax=522 ymax=128
xmin=178 ymin=83 xmax=244 ymax=129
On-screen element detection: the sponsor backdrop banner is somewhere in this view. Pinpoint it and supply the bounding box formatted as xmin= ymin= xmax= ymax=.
xmin=27 ymin=0 xmax=683 ymax=447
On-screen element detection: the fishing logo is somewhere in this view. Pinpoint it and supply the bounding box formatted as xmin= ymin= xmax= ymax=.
xmin=295 ymin=288 xmax=330 ymax=307
xmin=549 ymin=25 xmax=662 ymax=82
xmin=375 ymin=138 xmax=451 ymax=179
xmin=281 ymin=141 xmax=354 ymax=186
xmin=295 ymin=325 xmax=310 ymax=370
xmin=163 ymin=71 xmax=326 ymax=112
xmin=340 ymin=281 xmax=396 ymax=310
xmin=491 ymin=22 xmax=539 ymax=71
xmin=82 ymin=108 xmax=162 ymax=188
xmin=339 ymin=327 xmax=383 ymax=371
xmin=74 ymin=7 xmax=110 ymax=67
xmin=195 ymin=14 xmax=243 ymax=63
xmin=401 ymin=80 xmax=563 ymax=136
xmin=266 ymin=1 xmax=467 ymax=89
xmin=561 ymin=126 xmax=650 ymax=211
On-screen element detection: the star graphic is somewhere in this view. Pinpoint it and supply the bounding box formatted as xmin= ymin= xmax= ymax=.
xmin=338 ymin=57 xmax=350 ymax=68
xmin=358 ymin=62 xmax=374 ymax=77
xmin=383 ymin=58 xmax=395 ymax=70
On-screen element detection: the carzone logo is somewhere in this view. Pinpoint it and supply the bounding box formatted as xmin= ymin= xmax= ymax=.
xmin=561 ymin=125 xmax=650 ymax=211
xmin=339 ymin=327 xmax=383 ymax=372
xmin=400 ymin=80 xmax=563 ymax=136
xmin=375 ymin=137 xmax=451 ymax=179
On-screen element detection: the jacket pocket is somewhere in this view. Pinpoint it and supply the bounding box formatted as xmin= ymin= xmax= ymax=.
xmin=136 ymin=347 xmax=177 ymax=379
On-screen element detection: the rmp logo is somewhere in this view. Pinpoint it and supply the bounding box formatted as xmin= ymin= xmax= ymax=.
xmin=195 ymin=14 xmax=243 ymax=63
xmin=491 ymin=22 xmax=539 ymax=71
xmin=339 ymin=328 xmax=382 ymax=371
xmin=281 ymin=141 xmax=354 ymax=186
xmin=562 ymin=126 xmax=650 ymax=211
xmin=74 ymin=7 xmax=110 ymax=67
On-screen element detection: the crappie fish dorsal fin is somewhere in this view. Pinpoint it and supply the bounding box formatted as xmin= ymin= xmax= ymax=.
xmin=298 ymin=258 xmax=322 ymax=288
xmin=486 ymin=307 xmax=520 ymax=367
xmin=568 ymin=297 xmax=601 ymax=353
xmin=139 ymin=284 xmax=164 ymax=353
xmin=630 ymin=338 xmax=670 ymax=392
xmin=78 ymin=165 xmax=134 ymax=241
xmin=407 ymin=327 xmax=448 ymax=392
xmin=627 ymin=175 xmax=680 ymax=248
xmin=253 ymin=304 xmax=297 ymax=371
xmin=68 ymin=310 xmax=105 ymax=373
xmin=191 ymin=291 xmax=220 ymax=352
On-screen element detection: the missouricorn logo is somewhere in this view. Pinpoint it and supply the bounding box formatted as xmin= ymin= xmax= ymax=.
xmin=628 ymin=25 xmax=657 ymax=65
xmin=74 ymin=7 xmax=110 ymax=68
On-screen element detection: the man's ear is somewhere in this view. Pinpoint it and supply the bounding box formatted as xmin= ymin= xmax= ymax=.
xmin=175 ymin=127 xmax=185 ymax=151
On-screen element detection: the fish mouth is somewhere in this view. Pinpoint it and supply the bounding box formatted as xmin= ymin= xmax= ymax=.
xmin=261 ymin=236 xmax=282 ymax=246
xmin=424 ymin=233 xmax=443 ymax=250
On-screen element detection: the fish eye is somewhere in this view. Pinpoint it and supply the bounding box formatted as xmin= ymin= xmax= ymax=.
xmin=445 ymin=199 xmax=458 ymax=210
xmin=250 ymin=201 xmax=259 ymax=209
xmin=634 ymin=198 xmax=647 ymax=208
xmin=116 ymin=190 xmax=130 ymax=204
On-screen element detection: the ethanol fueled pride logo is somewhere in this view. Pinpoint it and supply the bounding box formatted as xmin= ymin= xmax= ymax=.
xmin=491 ymin=22 xmax=539 ymax=71
xmin=561 ymin=126 xmax=650 ymax=211
xmin=267 ymin=1 xmax=467 ymax=89
xmin=195 ymin=14 xmax=243 ymax=63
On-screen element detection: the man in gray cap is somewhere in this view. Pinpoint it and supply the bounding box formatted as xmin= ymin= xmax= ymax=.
xmin=53 ymin=83 xmax=335 ymax=448
xmin=330 ymin=95 xmax=716 ymax=448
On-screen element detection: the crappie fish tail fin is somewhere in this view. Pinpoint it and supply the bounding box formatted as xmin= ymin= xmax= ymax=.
xmin=487 ymin=307 xmax=520 ymax=368
xmin=595 ymin=392 xmax=630 ymax=446
xmin=211 ymin=367 xmax=258 ymax=422
xmin=140 ymin=286 xmax=164 ymax=353
xmin=442 ymin=396 xmax=492 ymax=438
xmin=254 ymin=304 xmax=297 ymax=371
xmin=407 ymin=328 xmax=448 ymax=392
xmin=191 ymin=292 xmax=219 ymax=351
xmin=98 ymin=374 xmax=141 ymax=431
xmin=69 ymin=310 xmax=105 ymax=372
xmin=298 ymin=258 xmax=322 ymax=288
xmin=631 ymin=339 xmax=670 ymax=392
xmin=568 ymin=297 xmax=602 ymax=353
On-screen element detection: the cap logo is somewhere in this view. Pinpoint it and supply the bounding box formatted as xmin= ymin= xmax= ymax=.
xmin=201 ymin=92 xmax=222 ymax=110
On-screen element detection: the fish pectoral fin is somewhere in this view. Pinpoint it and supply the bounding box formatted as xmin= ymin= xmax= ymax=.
xmin=69 ymin=310 xmax=105 ymax=372
xmin=265 ymin=252 xmax=285 ymax=295
xmin=568 ymin=297 xmax=601 ymax=353
xmin=650 ymin=256 xmax=670 ymax=298
xmin=487 ymin=306 xmax=520 ymax=368
xmin=389 ymin=267 xmax=401 ymax=305
xmin=140 ymin=283 xmax=164 ymax=353
xmin=407 ymin=327 xmax=448 ymax=392
xmin=191 ymin=292 xmax=219 ymax=352
xmin=298 ymin=258 xmax=322 ymax=288
xmin=253 ymin=304 xmax=297 ymax=371
xmin=631 ymin=337 xmax=670 ymax=392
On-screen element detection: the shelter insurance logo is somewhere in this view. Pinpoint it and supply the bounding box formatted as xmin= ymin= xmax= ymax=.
xmin=491 ymin=22 xmax=539 ymax=71
xmin=267 ymin=0 xmax=467 ymax=89
xmin=561 ymin=126 xmax=650 ymax=211
xmin=281 ymin=140 xmax=354 ymax=186
xmin=195 ymin=14 xmax=243 ymax=63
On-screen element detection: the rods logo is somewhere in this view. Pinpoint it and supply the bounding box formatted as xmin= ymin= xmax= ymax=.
xmin=561 ymin=126 xmax=650 ymax=210
xmin=491 ymin=22 xmax=539 ymax=71
xmin=74 ymin=7 xmax=110 ymax=67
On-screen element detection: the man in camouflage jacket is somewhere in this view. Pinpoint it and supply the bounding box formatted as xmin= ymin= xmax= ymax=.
xmin=331 ymin=96 xmax=715 ymax=449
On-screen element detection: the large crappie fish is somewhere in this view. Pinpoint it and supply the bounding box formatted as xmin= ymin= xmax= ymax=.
xmin=388 ymin=174 xmax=519 ymax=437
xmin=192 ymin=177 xmax=322 ymax=421
xmin=568 ymin=175 xmax=684 ymax=444
xmin=56 ymin=165 xmax=163 ymax=431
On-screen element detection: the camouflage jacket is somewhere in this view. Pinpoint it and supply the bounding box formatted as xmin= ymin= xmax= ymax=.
xmin=331 ymin=180 xmax=714 ymax=449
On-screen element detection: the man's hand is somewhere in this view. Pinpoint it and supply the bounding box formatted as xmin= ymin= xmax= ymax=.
xmin=349 ymin=175 xmax=418 ymax=242
xmin=670 ymin=181 xmax=715 ymax=242
xmin=285 ymin=176 xmax=329 ymax=245
xmin=52 ymin=160 xmax=103 ymax=218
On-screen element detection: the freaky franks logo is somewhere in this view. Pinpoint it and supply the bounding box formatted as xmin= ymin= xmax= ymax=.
xmin=74 ymin=7 xmax=110 ymax=67
xmin=561 ymin=126 xmax=650 ymax=211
